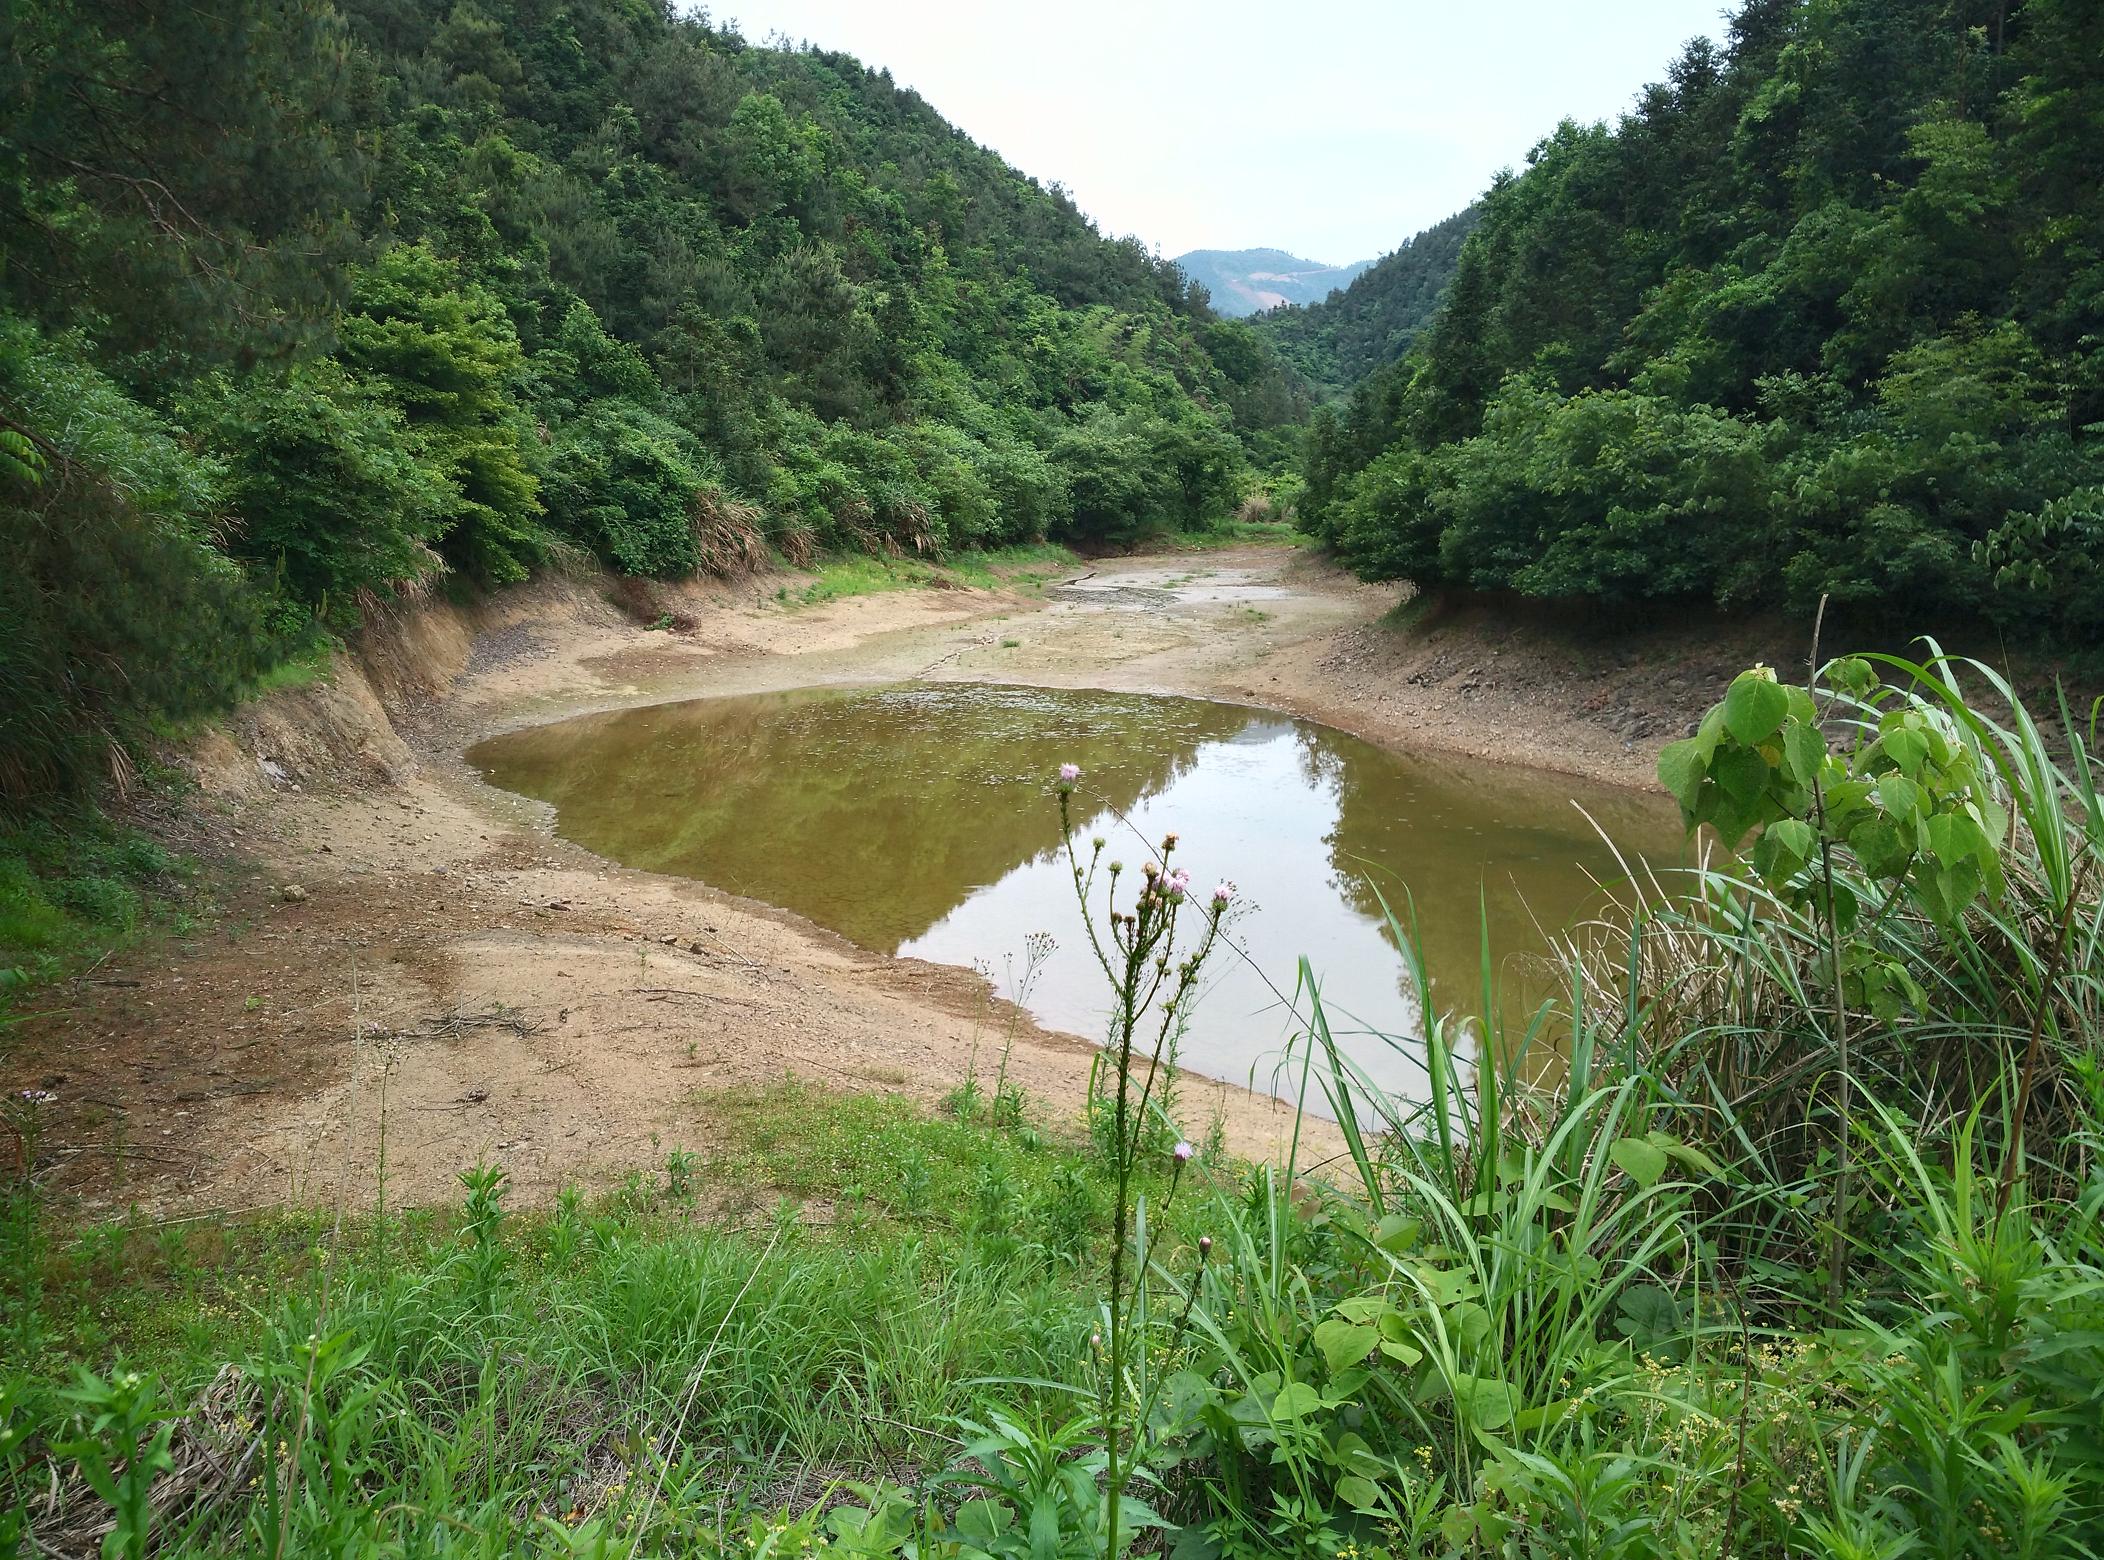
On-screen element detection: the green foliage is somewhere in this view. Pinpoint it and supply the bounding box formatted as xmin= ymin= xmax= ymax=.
xmin=337 ymin=243 xmax=546 ymax=584
xmin=10 ymin=663 xmax=2104 ymax=1555
xmin=0 ymin=0 xmax=1290 ymax=807
xmin=1303 ymin=0 xmax=2104 ymax=647
xmin=181 ymin=361 xmax=450 ymax=616
xmin=0 ymin=1080 xmax=1161 ymax=1554
xmin=545 ymin=402 xmax=718 ymax=577
xmin=0 ymin=317 xmax=274 ymax=805
xmin=1254 ymin=207 xmax=1479 ymax=394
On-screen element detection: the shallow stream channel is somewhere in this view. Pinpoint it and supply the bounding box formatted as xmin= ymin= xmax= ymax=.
xmin=470 ymin=683 xmax=1684 ymax=1107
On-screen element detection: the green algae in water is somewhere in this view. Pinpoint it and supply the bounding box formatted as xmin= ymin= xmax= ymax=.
xmin=469 ymin=683 xmax=1684 ymax=1103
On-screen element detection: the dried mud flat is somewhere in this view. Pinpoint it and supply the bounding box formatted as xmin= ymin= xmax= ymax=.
xmin=9 ymin=547 xmax=1716 ymax=1216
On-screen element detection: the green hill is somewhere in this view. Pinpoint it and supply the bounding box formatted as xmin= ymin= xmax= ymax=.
xmin=0 ymin=0 xmax=1304 ymax=804
xmin=1253 ymin=208 xmax=1479 ymax=394
xmin=1299 ymin=0 xmax=2103 ymax=649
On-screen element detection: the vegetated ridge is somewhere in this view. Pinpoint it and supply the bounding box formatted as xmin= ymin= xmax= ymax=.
xmin=0 ymin=0 xmax=1309 ymax=811
xmin=1252 ymin=206 xmax=1480 ymax=393
xmin=1169 ymin=247 xmax=1375 ymax=318
xmin=1298 ymin=0 xmax=2102 ymax=653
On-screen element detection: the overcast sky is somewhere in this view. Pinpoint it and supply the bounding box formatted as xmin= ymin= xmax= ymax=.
xmin=708 ymin=1 xmax=1731 ymax=264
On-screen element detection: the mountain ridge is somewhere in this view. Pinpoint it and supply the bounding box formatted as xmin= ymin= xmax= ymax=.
xmin=1250 ymin=208 xmax=1479 ymax=394
xmin=1171 ymin=247 xmax=1374 ymax=317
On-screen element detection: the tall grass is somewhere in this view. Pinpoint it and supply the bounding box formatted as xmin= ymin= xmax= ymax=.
xmin=1147 ymin=653 xmax=2104 ymax=1557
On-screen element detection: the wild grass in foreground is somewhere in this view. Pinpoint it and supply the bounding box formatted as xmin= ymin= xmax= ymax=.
xmin=0 ymin=1086 xmax=1200 ymax=1556
xmin=8 ymin=652 xmax=2104 ymax=1557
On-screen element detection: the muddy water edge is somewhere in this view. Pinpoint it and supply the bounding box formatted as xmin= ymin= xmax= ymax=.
xmin=16 ymin=547 xmax=1699 ymax=1210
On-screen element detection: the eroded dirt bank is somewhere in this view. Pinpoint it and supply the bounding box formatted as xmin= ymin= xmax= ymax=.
xmin=11 ymin=546 xmax=1717 ymax=1215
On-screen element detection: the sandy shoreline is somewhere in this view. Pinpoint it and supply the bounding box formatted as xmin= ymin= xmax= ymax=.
xmin=9 ymin=546 xmax=1716 ymax=1214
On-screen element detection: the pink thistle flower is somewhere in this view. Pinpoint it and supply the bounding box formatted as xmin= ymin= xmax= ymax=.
xmin=1211 ymin=882 xmax=1234 ymax=907
xmin=1058 ymin=763 xmax=1081 ymax=782
xmin=1172 ymin=1140 xmax=1195 ymax=1165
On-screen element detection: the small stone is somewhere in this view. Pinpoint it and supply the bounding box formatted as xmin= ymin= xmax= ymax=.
xmin=280 ymin=884 xmax=308 ymax=903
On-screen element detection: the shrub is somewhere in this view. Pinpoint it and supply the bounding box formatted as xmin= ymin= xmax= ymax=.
xmin=545 ymin=401 xmax=718 ymax=577
xmin=181 ymin=360 xmax=449 ymax=617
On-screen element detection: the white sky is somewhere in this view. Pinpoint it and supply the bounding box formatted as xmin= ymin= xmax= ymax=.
xmin=707 ymin=1 xmax=1731 ymax=264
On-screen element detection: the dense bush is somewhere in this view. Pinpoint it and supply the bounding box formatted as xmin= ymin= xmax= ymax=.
xmin=181 ymin=361 xmax=450 ymax=614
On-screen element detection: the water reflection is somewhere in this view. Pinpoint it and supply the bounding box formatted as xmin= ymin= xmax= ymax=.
xmin=469 ymin=684 xmax=1682 ymax=1105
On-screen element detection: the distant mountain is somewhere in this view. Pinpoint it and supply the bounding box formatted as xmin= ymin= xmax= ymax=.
xmin=1171 ymin=248 xmax=1375 ymax=318
xmin=1252 ymin=208 xmax=1480 ymax=393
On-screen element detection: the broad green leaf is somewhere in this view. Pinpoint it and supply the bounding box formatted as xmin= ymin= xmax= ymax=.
xmin=1334 ymin=1473 xmax=1383 ymax=1513
xmin=1371 ymin=1212 xmax=1421 ymax=1252
xmin=1030 ymin=1485 xmax=1059 ymax=1560
xmin=1408 ymin=1265 xmax=1476 ymax=1305
xmin=1831 ymin=657 xmax=1876 ymax=695
xmin=1882 ymin=726 xmax=1929 ymax=776
xmin=1649 ymin=1132 xmax=1723 ymax=1179
xmin=1377 ymin=1335 xmax=1424 ymax=1367
xmin=1656 ymin=738 xmax=1708 ymax=813
xmin=1876 ymin=771 xmax=1922 ymax=820
xmin=1768 ymin=817 xmax=1815 ymax=858
xmin=1753 ymin=817 xmax=1815 ymax=881
xmin=1315 ymin=1318 xmax=1379 ymax=1376
xmin=1451 ymin=1372 xmax=1517 ymax=1431
xmin=1609 ymin=1137 xmax=1668 ymax=1188
xmin=1849 ymin=817 xmax=1911 ymax=878
xmin=1327 ymin=1368 xmax=1372 ymax=1399
xmin=1781 ymin=721 xmax=1827 ymax=784
xmin=1336 ymin=1296 xmax=1396 ymax=1324
xmin=1447 ymin=1299 xmax=1492 ymax=1350
xmin=1925 ymin=810 xmax=1987 ymax=867
xmin=1271 ymin=1381 xmax=1325 ymax=1420
xmin=1713 ymin=745 xmax=1772 ymax=804
xmin=953 ymin=1499 xmax=1011 ymax=1541
xmin=1724 ymin=672 xmax=1790 ymax=744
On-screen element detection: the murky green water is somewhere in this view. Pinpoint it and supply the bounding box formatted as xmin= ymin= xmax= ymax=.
xmin=469 ymin=684 xmax=1684 ymax=1104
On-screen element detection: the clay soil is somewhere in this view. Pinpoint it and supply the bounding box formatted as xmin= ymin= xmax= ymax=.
xmin=8 ymin=546 xmax=1736 ymax=1215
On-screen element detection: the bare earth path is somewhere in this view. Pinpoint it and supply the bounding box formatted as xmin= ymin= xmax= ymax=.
xmin=9 ymin=546 xmax=1716 ymax=1214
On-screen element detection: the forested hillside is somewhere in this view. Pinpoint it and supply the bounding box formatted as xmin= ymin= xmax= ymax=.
xmin=1254 ymin=208 xmax=1477 ymax=393
xmin=0 ymin=0 xmax=1303 ymax=805
xmin=1301 ymin=0 xmax=2103 ymax=648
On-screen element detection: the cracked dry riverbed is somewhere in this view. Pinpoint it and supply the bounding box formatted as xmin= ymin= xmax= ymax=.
xmin=9 ymin=546 xmax=1709 ymax=1214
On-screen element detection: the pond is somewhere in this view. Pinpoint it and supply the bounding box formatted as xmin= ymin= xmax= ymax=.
xmin=469 ymin=684 xmax=1685 ymax=1105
